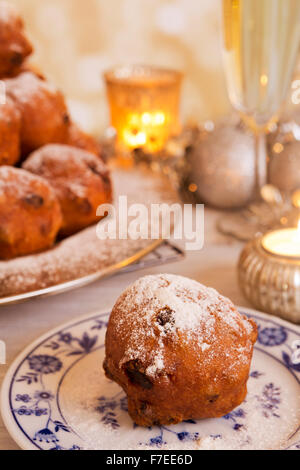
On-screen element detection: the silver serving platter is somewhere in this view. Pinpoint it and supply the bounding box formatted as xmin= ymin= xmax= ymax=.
xmin=0 ymin=167 xmax=181 ymax=306
xmin=0 ymin=239 xmax=162 ymax=306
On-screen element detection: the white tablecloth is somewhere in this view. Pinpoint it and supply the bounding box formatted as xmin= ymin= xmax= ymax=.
xmin=0 ymin=208 xmax=251 ymax=450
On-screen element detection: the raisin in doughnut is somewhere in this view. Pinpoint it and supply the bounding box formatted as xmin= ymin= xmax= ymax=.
xmin=6 ymin=60 xmax=45 ymax=80
xmin=65 ymin=122 xmax=103 ymax=159
xmin=0 ymin=166 xmax=62 ymax=259
xmin=104 ymin=274 xmax=258 ymax=427
xmin=5 ymin=72 xmax=70 ymax=155
xmin=0 ymin=1 xmax=33 ymax=78
xmin=0 ymin=97 xmax=21 ymax=166
xmin=23 ymin=144 xmax=112 ymax=236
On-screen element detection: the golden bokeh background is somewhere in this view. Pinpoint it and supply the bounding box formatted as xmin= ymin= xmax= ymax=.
xmin=8 ymin=0 xmax=300 ymax=135
xmin=9 ymin=0 xmax=231 ymax=135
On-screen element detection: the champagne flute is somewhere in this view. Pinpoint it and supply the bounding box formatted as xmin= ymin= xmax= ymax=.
xmin=220 ymin=0 xmax=300 ymax=239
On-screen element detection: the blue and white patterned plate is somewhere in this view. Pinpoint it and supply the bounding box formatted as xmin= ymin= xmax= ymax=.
xmin=1 ymin=308 xmax=300 ymax=450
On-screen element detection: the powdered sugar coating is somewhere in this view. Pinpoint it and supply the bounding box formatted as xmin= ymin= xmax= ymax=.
xmin=114 ymin=274 xmax=255 ymax=377
xmin=23 ymin=144 xmax=110 ymax=202
xmin=5 ymin=72 xmax=69 ymax=154
xmin=0 ymin=165 xmax=57 ymax=200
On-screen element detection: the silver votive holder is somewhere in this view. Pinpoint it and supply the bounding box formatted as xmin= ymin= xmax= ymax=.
xmin=238 ymin=234 xmax=300 ymax=324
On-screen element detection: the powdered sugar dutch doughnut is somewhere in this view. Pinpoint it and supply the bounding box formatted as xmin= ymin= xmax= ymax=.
xmin=5 ymin=72 xmax=70 ymax=156
xmin=0 ymin=166 xmax=62 ymax=260
xmin=0 ymin=1 xmax=33 ymax=78
xmin=104 ymin=274 xmax=257 ymax=427
xmin=23 ymin=144 xmax=112 ymax=236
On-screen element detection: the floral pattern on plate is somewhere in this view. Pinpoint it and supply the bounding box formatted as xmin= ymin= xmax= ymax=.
xmin=1 ymin=309 xmax=299 ymax=450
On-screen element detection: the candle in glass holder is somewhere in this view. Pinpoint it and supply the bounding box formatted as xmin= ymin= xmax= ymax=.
xmin=238 ymin=220 xmax=300 ymax=323
xmin=262 ymin=222 xmax=300 ymax=258
xmin=104 ymin=65 xmax=183 ymax=154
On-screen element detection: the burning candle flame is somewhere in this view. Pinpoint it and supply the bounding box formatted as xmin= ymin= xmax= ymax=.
xmin=122 ymin=111 xmax=169 ymax=151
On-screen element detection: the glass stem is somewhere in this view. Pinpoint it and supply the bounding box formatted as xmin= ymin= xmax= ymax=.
xmin=254 ymin=131 xmax=267 ymax=201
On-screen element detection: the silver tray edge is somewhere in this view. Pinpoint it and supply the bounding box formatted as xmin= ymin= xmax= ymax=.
xmin=0 ymin=239 xmax=164 ymax=307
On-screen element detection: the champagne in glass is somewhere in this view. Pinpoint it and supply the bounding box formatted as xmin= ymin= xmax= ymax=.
xmin=223 ymin=0 xmax=300 ymax=197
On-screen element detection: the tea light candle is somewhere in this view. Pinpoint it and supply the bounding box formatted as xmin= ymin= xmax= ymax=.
xmin=262 ymin=222 xmax=300 ymax=258
xmin=104 ymin=65 xmax=182 ymax=154
xmin=238 ymin=221 xmax=300 ymax=324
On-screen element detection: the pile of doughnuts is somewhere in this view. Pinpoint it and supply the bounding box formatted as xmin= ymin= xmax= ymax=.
xmin=0 ymin=1 xmax=112 ymax=260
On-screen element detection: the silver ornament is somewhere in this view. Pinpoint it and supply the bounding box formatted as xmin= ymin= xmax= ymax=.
xmin=269 ymin=141 xmax=300 ymax=192
xmin=267 ymin=117 xmax=300 ymax=193
xmin=186 ymin=117 xmax=256 ymax=209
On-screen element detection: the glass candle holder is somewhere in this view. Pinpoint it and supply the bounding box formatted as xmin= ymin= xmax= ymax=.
xmin=238 ymin=229 xmax=300 ymax=324
xmin=104 ymin=65 xmax=183 ymax=154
